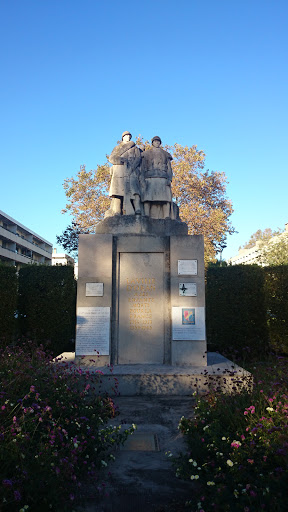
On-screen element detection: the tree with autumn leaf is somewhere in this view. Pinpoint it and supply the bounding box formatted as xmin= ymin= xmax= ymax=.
xmin=57 ymin=138 xmax=235 ymax=262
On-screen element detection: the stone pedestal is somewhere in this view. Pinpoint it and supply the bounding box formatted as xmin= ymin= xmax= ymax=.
xmin=75 ymin=217 xmax=207 ymax=367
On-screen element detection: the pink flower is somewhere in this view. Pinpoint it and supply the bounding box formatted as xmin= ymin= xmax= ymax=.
xmin=263 ymin=455 xmax=267 ymax=462
xmin=231 ymin=441 xmax=241 ymax=448
xmin=1 ymin=406 xmax=5 ymax=411
xmin=247 ymin=459 xmax=254 ymax=464
xmin=241 ymin=435 xmax=245 ymax=440
xmin=30 ymin=385 xmax=35 ymax=393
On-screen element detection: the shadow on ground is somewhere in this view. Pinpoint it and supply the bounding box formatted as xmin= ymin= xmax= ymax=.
xmin=79 ymin=396 xmax=196 ymax=512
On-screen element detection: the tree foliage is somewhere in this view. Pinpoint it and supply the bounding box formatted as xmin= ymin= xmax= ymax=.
xmin=240 ymin=228 xmax=282 ymax=250
xmin=56 ymin=222 xmax=84 ymax=259
xmin=168 ymin=143 xmax=234 ymax=261
xmin=59 ymin=138 xmax=235 ymax=261
xmin=61 ymin=163 xmax=111 ymax=230
xmin=261 ymin=233 xmax=288 ymax=266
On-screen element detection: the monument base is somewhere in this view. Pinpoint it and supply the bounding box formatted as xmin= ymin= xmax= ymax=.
xmin=76 ymin=232 xmax=207 ymax=367
xmin=56 ymin=352 xmax=252 ymax=396
xmin=95 ymin=215 xmax=188 ymax=236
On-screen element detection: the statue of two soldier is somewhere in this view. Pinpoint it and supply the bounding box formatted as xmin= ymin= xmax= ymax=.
xmin=105 ymin=131 xmax=176 ymax=220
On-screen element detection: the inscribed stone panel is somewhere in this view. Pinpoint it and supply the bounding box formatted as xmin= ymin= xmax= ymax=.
xmin=76 ymin=307 xmax=110 ymax=355
xmin=118 ymin=252 xmax=164 ymax=364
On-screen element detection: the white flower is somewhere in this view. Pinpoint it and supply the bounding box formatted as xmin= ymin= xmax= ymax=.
xmin=207 ymin=481 xmax=215 ymax=486
xmin=222 ymin=436 xmax=226 ymax=440
xmin=190 ymin=474 xmax=199 ymax=480
xmin=266 ymin=407 xmax=274 ymax=412
xmin=101 ymin=460 xmax=108 ymax=467
xmin=227 ymin=459 xmax=234 ymax=467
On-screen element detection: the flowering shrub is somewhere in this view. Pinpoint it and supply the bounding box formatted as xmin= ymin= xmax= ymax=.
xmin=173 ymin=357 xmax=288 ymax=511
xmin=0 ymin=342 xmax=134 ymax=511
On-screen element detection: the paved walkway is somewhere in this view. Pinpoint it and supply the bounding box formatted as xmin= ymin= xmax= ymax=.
xmin=80 ymin=396 xmax=195 ymax=512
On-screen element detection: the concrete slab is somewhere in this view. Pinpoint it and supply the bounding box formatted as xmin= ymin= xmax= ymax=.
xmin=76 ymin=396 xmax=195 ymax=512
xmin=56 ymin=352 xmax=252 ymax=396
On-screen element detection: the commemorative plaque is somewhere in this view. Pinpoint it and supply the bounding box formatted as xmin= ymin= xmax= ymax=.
xmin=172 ymin=306 xmax=205 ymax=340
xmin=179 ymin=282 xmax=197 ymax=296
xmin=85 ymin=282 xmax=104 ymax=297
xmin=178 ymin=259 xmax=197 ymax=275
xmin=76 ymin=306 xmax=110 ymax=355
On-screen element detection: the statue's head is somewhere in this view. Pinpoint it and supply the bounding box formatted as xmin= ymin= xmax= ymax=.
xmin=152 ymin=136 xmax=162 ymax=147
xmin=122 ymin=131 xmax=132 ymax=142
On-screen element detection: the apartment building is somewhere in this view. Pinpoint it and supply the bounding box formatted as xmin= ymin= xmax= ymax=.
xmin=52 ymin=249 xmax=75 ymax=266
xmin=0 ymin=210 xmax=52 ymax=268
xmin=227 ymin=241 xmax=262 ymax=265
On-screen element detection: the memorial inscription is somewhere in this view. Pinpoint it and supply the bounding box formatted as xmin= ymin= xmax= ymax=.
xmin=178 ymin=259 xmax=198 ymax=275
xmin=127 ymin=277 xmax=156 ymax=331
xmin=76 ymin=307 xmax=110 ymax=355
xmin=85 ymin=282 xmax=104 ymax=297
xmin=118 ymin=252 xmax=164 ymax=364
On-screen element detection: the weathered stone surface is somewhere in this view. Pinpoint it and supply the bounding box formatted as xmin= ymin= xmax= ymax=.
xmin=118 ymin=252 xmax=164 ymax=364
xmin=105 ymin=131 xmax=142 ymax=217
xmin=170 ymin=235 xmax=207 ymax=365
xmin=141 ymin=136 xmax=173 ymax=219
xmin=95 ymin=215 xmax=188 ymax=236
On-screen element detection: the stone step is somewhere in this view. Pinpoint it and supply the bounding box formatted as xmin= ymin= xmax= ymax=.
xmin=56 ymin=352 xmax=251 ymax=396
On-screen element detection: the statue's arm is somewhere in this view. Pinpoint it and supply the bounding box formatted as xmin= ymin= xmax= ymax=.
xmin=109 ymin=146 xmax=125 ymax=165
xmin=167 ymin=155 xmax=173 ymax=183
xmin=133 ymin=147 xmax=142 ymax=170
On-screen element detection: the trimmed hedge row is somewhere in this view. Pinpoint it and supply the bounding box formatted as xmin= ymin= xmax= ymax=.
xmin=206 ymin=265 xmax=269 ymax=358
xmin=0 ymin=265 xmax=76 ymax=355
xmin=18 ymin=265 xmax=76 ymax=355
xmin=206 ymin=264 xmax=288 ymax=357
xmin=0 ymin=264 xmax=18 ymax=342
xmin=264 ymin=265 xmax=288 ymax=355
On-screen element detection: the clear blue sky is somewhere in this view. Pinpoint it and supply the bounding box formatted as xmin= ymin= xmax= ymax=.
xmin=1 ymin=0 xmax=287 ymax=260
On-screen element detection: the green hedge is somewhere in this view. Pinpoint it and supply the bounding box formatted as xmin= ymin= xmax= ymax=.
xmin=0 ymin=264 xmax=18 ymax=343
xmin=264 ymin=265 xmax=288 ymax=355
xmin=18 ymin=266 xmax=76 ymax=355
xmin=206 ymin=265 xmax=269 ymax=358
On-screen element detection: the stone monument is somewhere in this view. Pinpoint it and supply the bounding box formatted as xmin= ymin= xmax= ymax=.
xmin=75 ymin=133 xmax=207 ymax=368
